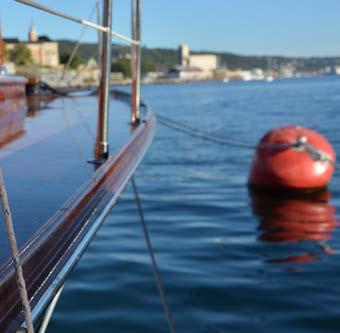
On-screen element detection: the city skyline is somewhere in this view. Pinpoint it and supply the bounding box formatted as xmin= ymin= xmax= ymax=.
xmin=3 ymin=0 xmax=340 ymax=57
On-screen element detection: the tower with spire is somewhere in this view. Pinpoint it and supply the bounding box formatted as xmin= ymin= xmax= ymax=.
xmin=28 ymin=21 xmax=38 ymax=42
xmin=4 ymin=21 xmax=59 ymax=68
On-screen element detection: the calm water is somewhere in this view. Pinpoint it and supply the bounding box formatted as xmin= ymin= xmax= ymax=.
xmin=49 ymin=77 xmax=340 ymax=333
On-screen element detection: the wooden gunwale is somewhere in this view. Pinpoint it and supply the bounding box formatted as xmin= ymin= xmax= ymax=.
xmin=0 ymin=78 xmax=28 ymax=86
xmin=0 ymin=100 xmax=156 ymax=332
xmin=0 ymin=78 xmax=27 ymax=100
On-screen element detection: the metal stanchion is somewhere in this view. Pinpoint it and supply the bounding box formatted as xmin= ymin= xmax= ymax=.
xmin=131 ymin=0 xmax=142 ymax=124
xmin=95 ymin=0 xmax=112 ymax=160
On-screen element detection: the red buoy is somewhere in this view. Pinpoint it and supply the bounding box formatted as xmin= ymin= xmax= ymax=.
xmin=248 ymin=126 xmax=336 ymax=192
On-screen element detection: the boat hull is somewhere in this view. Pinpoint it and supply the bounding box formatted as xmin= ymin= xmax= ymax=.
xmin=0 ymin=91 xmax=156 ymax=332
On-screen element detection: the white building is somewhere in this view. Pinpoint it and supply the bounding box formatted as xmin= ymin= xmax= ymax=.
xmin=189 ymin=54 xmax=218 ymax=72
xmin=177 ymin=44 xmax=218 ymax=78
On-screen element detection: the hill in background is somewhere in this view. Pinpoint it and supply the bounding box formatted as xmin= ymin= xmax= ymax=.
xmin=58 ymin=40 xmax=340 ymax=73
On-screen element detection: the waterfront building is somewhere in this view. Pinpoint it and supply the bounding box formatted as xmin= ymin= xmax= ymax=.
xmin=4 ymin=23 xmax=59 ymax=67
xmin=189 ymin=54 xmax=218 ymax=72
xmin=177 ymin=44 xmax=218 ymax=78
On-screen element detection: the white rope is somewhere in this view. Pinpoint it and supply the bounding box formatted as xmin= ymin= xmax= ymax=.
xmin=38 ymin=285 xmax=64 ymax=333
xmin=0 ymin=168 xmax=34 ymax=333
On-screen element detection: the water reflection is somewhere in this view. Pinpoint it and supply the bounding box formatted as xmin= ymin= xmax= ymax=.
xmin=27 ymin=95 xmax=59 ymax=117
xmin=249 ymin=189 xmax=339 ymax=263
xmin=0 ymin=93 xmax=27 ymax=147
xmin=0 ymin=93 xmax=60 ymax=148
xmin=0 ymin=94 xmax=62 ymax=153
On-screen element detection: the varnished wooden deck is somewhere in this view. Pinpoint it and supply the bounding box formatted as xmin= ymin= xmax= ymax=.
xmin=0 ymin=86 xmax=156 ymax=332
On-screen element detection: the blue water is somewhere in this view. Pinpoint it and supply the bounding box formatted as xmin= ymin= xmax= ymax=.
xmin=49 ymin=77 xmax=340 ymax=333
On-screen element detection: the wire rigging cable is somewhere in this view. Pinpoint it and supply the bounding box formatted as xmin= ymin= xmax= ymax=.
xmin=131 ymin=177 xmax=177 ymax=333
xmin=58 ymin=1 xmax=99 ymax=85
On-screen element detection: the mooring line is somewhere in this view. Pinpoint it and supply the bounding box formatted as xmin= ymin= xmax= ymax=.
xmin=156 ymin=113 xmax=340 ymax=171
xmin=108 ymin=90 xmax=340 ymax=175
xmin=0 ymin=168 xmax=34 ymax=333
xmin=131 ymin=176 xmax=177 ymax=333
xmin=157 ymin=113 xmax=256 ymax=149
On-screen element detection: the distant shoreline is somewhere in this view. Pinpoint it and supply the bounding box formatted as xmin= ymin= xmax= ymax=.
xmin=55 ymin=74 xmax=334 ymax=90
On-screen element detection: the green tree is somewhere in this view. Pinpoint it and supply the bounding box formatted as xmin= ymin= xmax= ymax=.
xmin=10 ymin=43 xmax=32 ymax=65
xmin=60 ymin=52 xmax=84 ymax=69
xmin=111 ymin=59 xmax=131 ymax=78
xmin=60 ymin=52 xmax=85 ymax=69
xmin=2 ymin=42 xmax=8 ymax=60
xmin=111 ymin=59 xmax=157 ymax=78
xmin=5 ymin=45 xmax=8 ymax=60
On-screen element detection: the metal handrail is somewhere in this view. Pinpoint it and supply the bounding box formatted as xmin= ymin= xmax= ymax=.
xmin=14 ymin=0 xmax=140 ymax=45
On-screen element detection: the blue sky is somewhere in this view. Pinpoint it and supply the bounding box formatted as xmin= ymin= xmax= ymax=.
xmin=2 ymin=0 xmax=340 ymax=57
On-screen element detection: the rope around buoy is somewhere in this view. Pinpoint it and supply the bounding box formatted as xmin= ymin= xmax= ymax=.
xmin=155 ymin=113 xmax=340 ymax=170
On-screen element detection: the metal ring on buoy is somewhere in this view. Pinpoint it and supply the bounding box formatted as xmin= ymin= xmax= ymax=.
xmin=248 ymin=126 xmax=336 ymax=192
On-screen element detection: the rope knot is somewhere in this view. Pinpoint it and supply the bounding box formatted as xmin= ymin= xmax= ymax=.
xmin=292 ymin=136 xmax=334 ymax=165
xmin=292 ymin=135 xmax=308 ymax=150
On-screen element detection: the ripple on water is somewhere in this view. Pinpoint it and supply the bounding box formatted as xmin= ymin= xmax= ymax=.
xmin=49 ymin=77 xmax=340 ymax=333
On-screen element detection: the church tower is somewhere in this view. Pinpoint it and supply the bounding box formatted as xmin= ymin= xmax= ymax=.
xmin=28 ymin=21 xmax=38 ymax=42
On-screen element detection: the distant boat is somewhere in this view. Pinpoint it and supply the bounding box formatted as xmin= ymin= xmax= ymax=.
xmin=266 ymin=76 xmax=274 ymax=82
xmin=222 ymin=77 xmax=229 ymax=83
